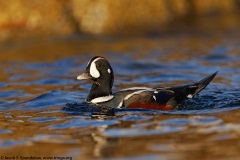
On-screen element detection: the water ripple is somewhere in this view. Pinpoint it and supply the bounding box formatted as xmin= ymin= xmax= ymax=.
xmin=28 ymin=117 xmax=61 ymax=123
xmin=102 ymin=126 xmax=184 ymax=137
xmin=49 ymin=119 xmax=120 ymax=129
xmin=0 ymin=129 xmax=12 ymax=134
xmin=1 ymin=35 xmax=240 ymax=159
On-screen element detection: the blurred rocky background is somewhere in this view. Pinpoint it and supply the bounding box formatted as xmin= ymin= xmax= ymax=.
xmin=1 ymin=0 xmax=240 ymax=43
xmin=1 ymin=0 xmax=240 ymax=62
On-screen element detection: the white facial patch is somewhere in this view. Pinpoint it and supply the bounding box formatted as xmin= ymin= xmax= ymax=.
xmin=89 ymin=58 xmax=103 ymax=78
xmin=107 ymin=68 xmax=111 ymax=73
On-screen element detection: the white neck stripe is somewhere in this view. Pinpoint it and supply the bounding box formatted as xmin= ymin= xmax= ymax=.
xmin=91 ymin=95 xmax=114 ymax=103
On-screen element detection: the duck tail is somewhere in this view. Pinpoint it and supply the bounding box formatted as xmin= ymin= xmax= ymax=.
xmin=193 ymin=71 xmax=218 ymax=96
xmin=170 ymin=71 xmax=218 ymax=103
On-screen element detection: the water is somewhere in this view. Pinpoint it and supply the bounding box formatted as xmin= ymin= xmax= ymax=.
xmin=0 ymin=26 xmax=240 ymax=159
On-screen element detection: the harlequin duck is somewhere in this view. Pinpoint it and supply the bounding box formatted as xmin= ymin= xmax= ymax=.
xmin=77 ymin=56 xmax=218 ymax=110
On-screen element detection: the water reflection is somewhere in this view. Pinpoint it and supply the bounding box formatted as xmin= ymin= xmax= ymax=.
xmin=0 ymin=28 xmax=240 ymax=159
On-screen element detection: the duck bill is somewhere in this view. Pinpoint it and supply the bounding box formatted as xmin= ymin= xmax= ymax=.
xmin=77 ymin=72 xmax=92 ymax=80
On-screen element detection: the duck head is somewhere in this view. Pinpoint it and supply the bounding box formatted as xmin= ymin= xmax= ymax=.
xmin=77 ymin=56 xmax=114 ymax=102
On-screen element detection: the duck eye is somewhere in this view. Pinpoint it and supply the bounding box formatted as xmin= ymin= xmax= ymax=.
xmin=96 ymin=64 xmax=101 ymax=68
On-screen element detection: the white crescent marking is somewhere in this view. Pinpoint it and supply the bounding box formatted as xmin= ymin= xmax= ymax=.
xmin=90 ymin=58 xmax=103 ymax=78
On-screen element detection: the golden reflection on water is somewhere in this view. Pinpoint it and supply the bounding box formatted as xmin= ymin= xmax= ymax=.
xmin=1 ymin=110 xmax=240 ymax=159
xmin=0 ymin=16 xmax=240 ymax=160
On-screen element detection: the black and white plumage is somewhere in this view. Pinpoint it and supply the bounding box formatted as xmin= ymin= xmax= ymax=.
xmin=77 ymin=56 xmax=218 ymax=110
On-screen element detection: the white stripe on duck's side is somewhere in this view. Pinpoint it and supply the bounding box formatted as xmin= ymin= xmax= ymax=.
xmin=124 ymin=90 xmax=149 ymax=101
xmin=91 ymin=95 xmax=114 ymax=103
xmin=117 ymin=100 xmax=123 ymax=108
xmin=117 ymin=89 xmax=154 ymax=108
xmin=153 ymin=95 xmax=156 ymax=100
xmin=119 ymin=87 xmax=153 ymax=91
